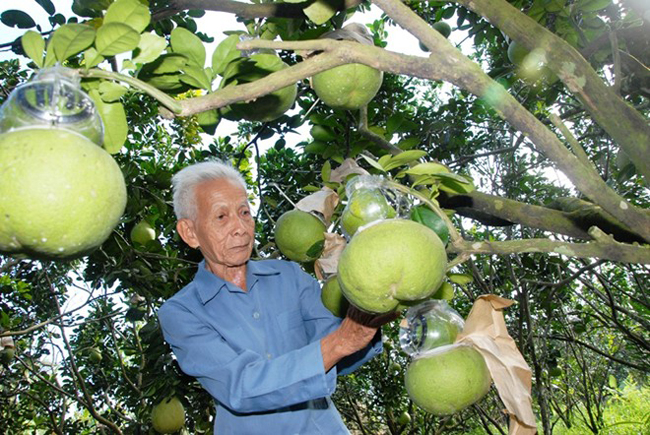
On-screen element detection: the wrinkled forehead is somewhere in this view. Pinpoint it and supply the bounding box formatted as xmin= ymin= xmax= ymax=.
xmin=195 ymin=178 xmax=249 ymax=208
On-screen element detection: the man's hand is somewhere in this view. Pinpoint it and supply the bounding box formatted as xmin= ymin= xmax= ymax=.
xmin=321 ymin=306 xmax=399 ymax=371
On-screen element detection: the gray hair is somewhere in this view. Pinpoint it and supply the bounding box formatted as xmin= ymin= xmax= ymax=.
xmin=172 ymin=160 xmax=247 ymax=220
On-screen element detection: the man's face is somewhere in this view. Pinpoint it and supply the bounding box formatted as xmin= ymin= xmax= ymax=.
xmin=178 ymin=178 xmax=255 ymax=272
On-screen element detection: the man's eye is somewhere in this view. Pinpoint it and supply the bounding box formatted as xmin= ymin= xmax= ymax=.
xmin=242 ymin=210 xmax=250 ymax=216
xmin=217 ymin=214 xmax=226 ymax=220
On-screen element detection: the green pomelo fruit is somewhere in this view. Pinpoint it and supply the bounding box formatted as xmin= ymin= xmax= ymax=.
xmin=432 ymin=22 xmax=452 ymax=38
xmin=130 ymin=220 xmax=156 ymax=245
xmin=337 ymin=219 xmax=448 ymax=314
xmin=398 ymin=411 xmax=411 ymax=425
xmin=0 ymin=347 xmax=15 ymax=364
xmin=152 ymin=396 xmax=185 ymax=434
xmin=312 ymin=63 xmax=383 ymax=110
xmin=341 ymin=189 xmax=396 ymax=236
xmin=321 ymin=275 xmax=349 ymax=318
xmin=0 ymin=128 xmax=127 ymax=259
xmin=507 ymin=40 xmax=529 ymax=66
xmin=274 ymin=209 xmax=326 ymax=262
xmin=415 ymin=313 xmax=460 ymax=350
xmin=405 ymin=345 xmax=491 ymax=415
xmin=224 ymin=54 xmax=297 ymax=122
xmin=507 ymin=41 xmax=557 ymax=84
xmin=88 ymin=348 xmax=102 ymax=363
xmin=310 ymin=125 xmax=337 ymax=142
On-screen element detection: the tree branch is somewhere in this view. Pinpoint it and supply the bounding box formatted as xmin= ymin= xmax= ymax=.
xmin=448 ymin=235 xmax=650 ymax=264
xmin=371 ymin=0 xmax=650 ymax=243
xmin=452 ymin=0 xmax=650 ymax=183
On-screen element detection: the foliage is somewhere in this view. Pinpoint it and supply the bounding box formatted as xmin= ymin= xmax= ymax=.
xmin=0 ymin=0 xmax=648 ymax=434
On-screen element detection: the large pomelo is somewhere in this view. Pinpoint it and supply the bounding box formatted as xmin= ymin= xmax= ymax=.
xmin=274 ymin=209 xmax=326 ymax=262
xmin=311 ymin=63 xmax=383 ymax=110
xmin=0 ymin=128 xmax=126 ymax=259
xmin=337 ymin=219 xmax=447 ymax=313
xmin=405 ymin=344 xmax=491 ymax=415
xmin=151 ymin=396 xmax=185 ymax=433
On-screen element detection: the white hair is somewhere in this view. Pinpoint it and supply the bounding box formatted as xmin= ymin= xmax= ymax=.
xmin=172 ymin=160 xmax=247 ymax=220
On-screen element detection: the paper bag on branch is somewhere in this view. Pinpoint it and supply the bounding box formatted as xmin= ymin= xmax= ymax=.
xmin=314 ymin=232 xmax=347 ymax=280
xmin=456 ymin=294 xmax=537 ymax=435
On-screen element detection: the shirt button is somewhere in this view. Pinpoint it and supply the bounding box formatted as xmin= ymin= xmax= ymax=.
xmin=266 ymin=353 xmax=272 ymax=359
xmin=252 ymin=311 xmax=260 ymax=319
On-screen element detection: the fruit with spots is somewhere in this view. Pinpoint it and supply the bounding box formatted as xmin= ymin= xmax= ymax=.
xmin=337 ymin=219 xmax=448 ymax=313
xmin=405 ymin=344 xmax=491 ymax=415
xmin=0 ymin=128 xmax=126 ymax=259
xmin=311 ymin=64 xmax=383 ymax=110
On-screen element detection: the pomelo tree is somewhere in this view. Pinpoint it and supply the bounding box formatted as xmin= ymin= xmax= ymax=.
xmin=0 ymin=0 xmax=648 ymax=434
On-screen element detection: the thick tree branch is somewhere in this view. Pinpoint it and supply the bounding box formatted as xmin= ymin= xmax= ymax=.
xmin=441 ymin=191 xmax=592 ymax=240
xmin=452 ymin=0 xmax=650 ymax=183
xmin=448 ymin=233 xmax=650 ymax=264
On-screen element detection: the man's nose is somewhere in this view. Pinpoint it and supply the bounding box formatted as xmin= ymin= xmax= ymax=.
xmin=231 ymin=214 xmax=250 ymax=235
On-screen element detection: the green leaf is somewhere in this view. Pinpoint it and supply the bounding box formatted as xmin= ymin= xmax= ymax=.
xmin=321 ymin=160 xmax=332 ymax=183
xmin=83 ymin=47 xmax=104 ymax=68
xmin=448 ymin=273 xmax=473 ymax=287
xmin=406 ymin=162 xmax=451 ymax=176
xmin=359 ymin=154 xmax=386 ymax=172
xmin=36 ymin=0 xmax=56 ymax=16
xmin=378 ymin=154 xmax=392 ymax=168
xmin=383 ymin=150 xmax=427 ymax=171
xmin=212 ymin=34 xmax=242 ymax=76
xmin=50 ymin=24 xmax=96 ymax=62
xmin=104 ymin=0 xmax=151 ymax=33
xmin=170 ymin=27 xmax=206 ymax=67
xmin=21 ymin=31 xmax=45 ymax=68
xmin=386 ymin=113 xmax=405 ymax=135
xmin=306 ymin=239 xmax=325 ymax=259
xmin=98 ymin=81 xmax=128 ymax=102
xmin=131 ymin=33 xmax=167 ymax=65
xmin=197 ymin=110 xmax=219 ymax=135
xmin=579 ymin=0 xmax=611 ymax=12
xmin=43 ymin=43 xmax=56 ymax=67
xmin=89 ymin=89 xmax=128 ymax=154
xmin=410 ymin=205 xmax=450 ymax=245
xmin=398 ymin=137 xmax=419 ymax=150
xmin=96 ymin=22 xmax=140 ymax=57
xmin=438 ymin=174 xmax=475 ymax=194
xmin=1 ymin=10 xmax=36 ymax=29
xmin=141 ymin=53 xmax=188 ymax=75
xmin=179 ymin=65 xmax=212 ymax=90
xmin=304 ymin=0 xmax=342 ymax=25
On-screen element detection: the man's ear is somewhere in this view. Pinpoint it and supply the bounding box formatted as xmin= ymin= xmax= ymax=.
xmin=176 ymin=219 xmax=200 ymax=249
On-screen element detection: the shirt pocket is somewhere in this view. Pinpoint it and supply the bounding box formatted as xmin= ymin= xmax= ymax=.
xmin=277 ymin=309 xmax=308 ymax=347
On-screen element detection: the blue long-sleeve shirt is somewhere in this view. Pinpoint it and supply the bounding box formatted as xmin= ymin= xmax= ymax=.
xmin=158 ymin=259 xmax=382 ymax=434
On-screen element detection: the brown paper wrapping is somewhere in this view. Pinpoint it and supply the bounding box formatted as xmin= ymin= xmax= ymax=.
xmin=456 ymin=295 xmax=537 ymax=434
xmin=295 ymin=187 xmax=339 ymax=226
xmin=329 ymin=158 xmax=369 ymax=183
xmin=314 ymin=232 xmax=347 ymax=280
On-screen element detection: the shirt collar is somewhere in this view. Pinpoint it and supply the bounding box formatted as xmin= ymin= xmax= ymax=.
xmin=195 ymin=259 xmax=280 ymax=304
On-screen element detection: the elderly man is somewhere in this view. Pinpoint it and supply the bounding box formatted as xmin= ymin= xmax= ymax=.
xmin=158 ymin=160 xmax=394 ymax=434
